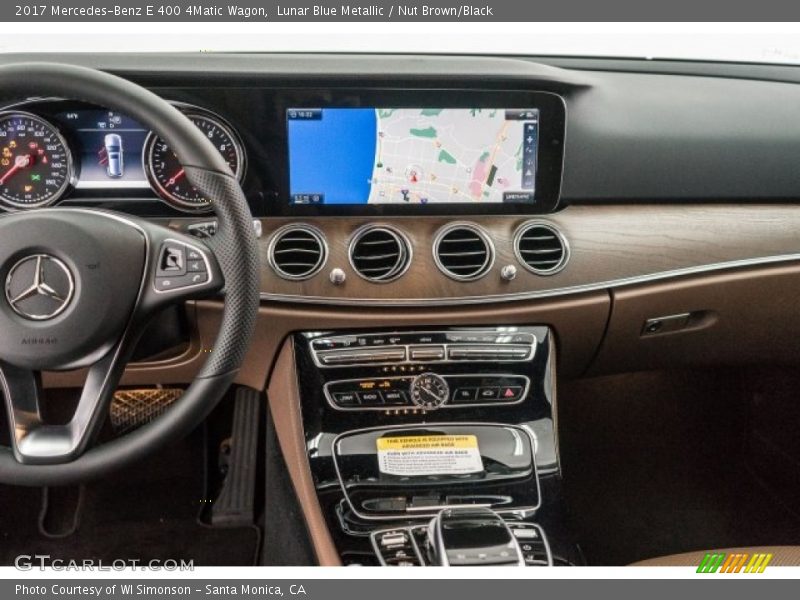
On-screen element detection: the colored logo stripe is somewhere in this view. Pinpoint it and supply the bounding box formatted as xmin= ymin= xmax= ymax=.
xmin=697 ymin=553 xmax=726 ymax=573
xmin=697 ymin=552 xmax=773 ymax=573
xmin=745 ymin=553 xmax=773 ymax=573
xmin=720 ymin=553 xmax=749 ymax=573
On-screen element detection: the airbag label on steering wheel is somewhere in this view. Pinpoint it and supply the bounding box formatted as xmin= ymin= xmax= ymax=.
xmin=376 ymin=434 xmax=483 ymax=476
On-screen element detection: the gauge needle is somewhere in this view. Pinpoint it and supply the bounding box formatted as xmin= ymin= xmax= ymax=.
xmin=421 ymin=388 xmax=439 ymax=401
xmin=0 ymin=154 xmax=33 ymax=185
xmin=167 ymin=168 xmax=185 ymax=186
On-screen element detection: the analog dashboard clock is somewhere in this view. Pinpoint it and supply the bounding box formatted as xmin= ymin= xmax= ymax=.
xmin=409 ymin=372 xmax=450 ymax=409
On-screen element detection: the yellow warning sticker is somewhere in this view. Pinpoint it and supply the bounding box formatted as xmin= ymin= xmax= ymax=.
xmin=376 ymin=434 xmax=483 ymax=476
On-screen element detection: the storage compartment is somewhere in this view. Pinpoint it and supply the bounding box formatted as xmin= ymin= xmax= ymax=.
xmin=590 ymin=264 xmax=800 ymax=375
xmin=332 ymin=423 xmax=540 ymax=520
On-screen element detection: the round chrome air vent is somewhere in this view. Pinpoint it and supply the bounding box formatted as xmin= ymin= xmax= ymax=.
xmin=348 ymin=225 xmax=411 ymax=283
xmin=268 ymin=224 xmax=327 ymax=280
xmin=433 ymin=223 xmax=495 ymax=281
xmin=513 ymin=221 xmax=569 ymax=275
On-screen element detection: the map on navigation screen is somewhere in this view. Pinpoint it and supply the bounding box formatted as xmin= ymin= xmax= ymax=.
xmin=287 ymin=108 xmax=539 ymax=205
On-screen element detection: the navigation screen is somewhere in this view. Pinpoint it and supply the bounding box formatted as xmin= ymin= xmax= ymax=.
xmin=287 ymin=108 xmax=539 ymax=206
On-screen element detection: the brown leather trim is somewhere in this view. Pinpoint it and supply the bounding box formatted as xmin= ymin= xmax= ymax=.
xmin=44 ymin=290 xmax=608 ymax=394
xmin=266 ymin=338 xmax=341 ymax=566
xmin=632 ymin=546 xmax=800 ymax=567
xmin=590 ymin=263 xmax=800 ymax=375
xmin=42 ymin=302 xmax=209 ymax=388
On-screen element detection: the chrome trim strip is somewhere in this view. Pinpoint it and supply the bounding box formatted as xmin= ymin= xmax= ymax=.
xmin=309 ymin=329 xmax=536 ymax=369
xmin=547 ymin=333 xmax=561 ymax=476
xmin=331 ymin=422 xmax=542 ymax=522
xmin=317 ymin=348 xmax=407 ymax=365
xmin=261 ymin=251 xmax=800 ymax=306
xmin=266 ymin=223 xmax=328 ymax=281
xmin=432 ymin=221 xmax=496 ymax=282
xmin=512 ymin=220 xmax=570 ymax=276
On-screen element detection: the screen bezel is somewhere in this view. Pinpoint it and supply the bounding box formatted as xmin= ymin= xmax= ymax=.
xmin=268 ymin=88 xmax=566 ymax=217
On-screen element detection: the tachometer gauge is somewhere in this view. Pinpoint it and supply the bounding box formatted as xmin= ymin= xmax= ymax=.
xmin=144 ymin=110 xmax=245 ymax=212
xmin=0 ymin=112 xmax=73 ymax=210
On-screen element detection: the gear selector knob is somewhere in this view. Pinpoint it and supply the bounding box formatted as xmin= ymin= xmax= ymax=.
xmin=427 ymin=507 xmax=525 ymax=566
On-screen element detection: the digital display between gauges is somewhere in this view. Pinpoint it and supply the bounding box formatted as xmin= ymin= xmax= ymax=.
xmin=144 ymin=112 xmax=245 ymax=212
xmin=0 ymin=112 xmax=73 ymax=209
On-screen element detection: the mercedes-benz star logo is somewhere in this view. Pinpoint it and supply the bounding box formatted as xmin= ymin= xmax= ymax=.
xmin=4 ymin=254 xmax=75 ymax=321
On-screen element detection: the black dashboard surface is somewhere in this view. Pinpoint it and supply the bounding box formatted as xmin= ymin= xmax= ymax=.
xmin=0 ymin=52 xmax=798 ymax=209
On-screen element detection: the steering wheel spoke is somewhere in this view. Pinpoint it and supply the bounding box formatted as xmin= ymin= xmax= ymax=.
xmin=0 ymin=334 xmax=136 ymax=465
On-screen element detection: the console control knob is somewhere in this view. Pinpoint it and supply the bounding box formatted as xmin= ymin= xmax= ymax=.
xmin=500 ymin=264 xmax=517 ymax=281
xmin=409 ymin=372 xmax=450 ymax=410
xmin=329 ymin=268 xmax=346 ymax=286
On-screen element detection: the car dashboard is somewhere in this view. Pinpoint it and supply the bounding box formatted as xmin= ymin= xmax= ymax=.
xmin=4 ymin=52 xmax=800 ymax=567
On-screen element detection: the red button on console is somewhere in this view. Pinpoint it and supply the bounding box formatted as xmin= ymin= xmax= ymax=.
xmin=500 ymin=386 xmax=523 ymax=400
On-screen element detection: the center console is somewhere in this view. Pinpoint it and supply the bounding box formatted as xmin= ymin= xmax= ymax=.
xmin=292 ymin=325 xmax=580 ymax=566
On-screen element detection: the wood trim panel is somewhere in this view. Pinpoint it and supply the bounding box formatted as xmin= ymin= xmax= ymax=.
xmin=253 ymin=205 xmax=800 ymax=305
xmin=49 ymin=203 xmax=800 ymax=389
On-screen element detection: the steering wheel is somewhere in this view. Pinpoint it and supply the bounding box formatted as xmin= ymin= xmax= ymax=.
xmin=0 ymin=64 xmax=260 ymax=486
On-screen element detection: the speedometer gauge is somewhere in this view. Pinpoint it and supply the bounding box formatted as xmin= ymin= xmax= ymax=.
xmin=0 ymin=112 xmax=73 ymax=210
xmin=144 ymin=110 xmax=245 ymax=212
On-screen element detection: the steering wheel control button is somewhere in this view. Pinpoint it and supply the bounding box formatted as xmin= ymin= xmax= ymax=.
xmin=154 ymin=240 xmax=211 ymax=293
xmin=157 ymin=243 xmax=186 ymax=276
xmin=5 ymin=254 xmax=75 ymax=321
xmin=187 ymin=259 xmax=206 ymax=273
xmin=187 ymin=219 xmax=262 ymax=239
xmin=155 ymin=277 xmax=177 ymax=291
xmin=188 ymin=221 xmax=217 ymax=238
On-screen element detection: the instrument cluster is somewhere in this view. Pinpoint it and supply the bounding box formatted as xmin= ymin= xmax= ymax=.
xmin=0 ymin=100 xmax=246 ymax=214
